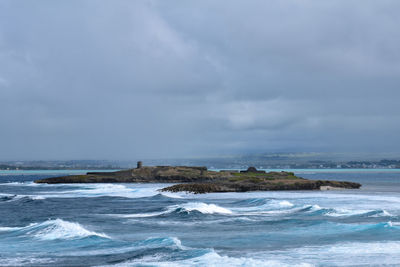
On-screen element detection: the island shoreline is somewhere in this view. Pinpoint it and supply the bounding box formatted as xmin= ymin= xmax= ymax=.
xmin=34 ymin=163 xmax=361 ymax=194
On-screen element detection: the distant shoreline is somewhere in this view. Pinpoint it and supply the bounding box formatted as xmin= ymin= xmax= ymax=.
xmin=0 ymin=169 xmax=119 ymax=175
xmin=2 ymin=168 xmax=400 ymax=175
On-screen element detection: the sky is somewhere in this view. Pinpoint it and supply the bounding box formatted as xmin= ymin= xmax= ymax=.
xmin=1 ymin=0 xmax=400 ymax=160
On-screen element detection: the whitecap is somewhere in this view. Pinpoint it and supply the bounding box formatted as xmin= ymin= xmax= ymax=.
xmin=265 ymin=241 xmax=400 ymax=266
xmin=32 ymin=219 xmax=110 ymax=240
xmin=175 ymin=202 xmax=233 ymax=214
xmin=32 ymin=183 xmax=177 ymax=199
xmin=140 ymin=236 xmax=187 ymax=250
xmin=0 ymin=226 xmax=24 ymax=231
xmin=230 ymin=199 xmax=296 ymax=214
xmin=323 ymin=207 xmax=395 ymax=218
xmin=325 ymin=208 xmax=373 ymax=217
xmin=0 ymin=257 xmax=55 ymax=266
xmin=0 ymin=181 xmax=39 ymax=186
xmin=0 ymin=193 xmax=46 ymax=202
xmin=27 ymin=195 xmax=45 ymax=200
xmin=279 ymin=200 xmax=294 ymax=207
xmin=0 ymin=222 xmax=37 ymax=232
xmin=0 ymin=219 xmax=109 ymax=240
xmin=109 ymin=249 xmax=313 ymax=267
xmin=114 ymin=202 xmax=233 ymax=218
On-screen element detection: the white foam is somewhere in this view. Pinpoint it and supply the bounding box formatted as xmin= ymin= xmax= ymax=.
xmin=117 ymin=199 xmax=393 ymax=219
xmin=116 ymin=202 xmax=233 ymax=218
xmin=59 ymin=184 xmax=138 ymax=197
xmin=294 ymin=241 xmax=400 ymax=263
xmin=1 ymin=219 xmax=110 ymax=240
xmin=324 ymin=241 xmax=400 ymax=254
xmin=230 ymin=199 xmax=297 ymax=215
xmin=160 ymin=191 xmax=183 ymax=199
xmin=27 ymin=195 xmax=45 ymax=200
xmin=0 ymin=257 xmax=55 ymax=266
xmin=132 ymin=217 xmax=257 ymax=226
xmin=0 ymin=226 xmax=23 ymax=231
xmin=279 ymin=200 xmax=294 ymax=207
xmin=324 ymin=208 xmax=394 ymax=218
xmin=242 ymin=241 xmax=400 ymax=267
xmin=231 ymin=201 xmax=316 ymax=216
xmin=143 ymin=236 xmax=186 ymax=250
xmin=175 ymin=202 xmax=233 ymax=214
xmin=38 ymin=184 xmax=152 ymax=199
xmin=0 ymin=223 xmax=37 ymax=232
xmin=307 ymin=204 xmax=322 ymax=211
xmin=0 ymin=193 xmax=46 ymax=201
xmin=0 ymin=181 xmax=41 ymax=186
xmin=29 ymin=183 xmax=181 ymax=199
xmin=111 ymin=250 xmax=313 ymax=267
xmin=0 ymin=182 xmax=27 ymax=186
xmin=32 ymin=219 xmax=110 ymax=240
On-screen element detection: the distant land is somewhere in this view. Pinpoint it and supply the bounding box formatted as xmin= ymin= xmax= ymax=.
xmin=1 ymin=153 xmax=400 ymax=170
xmin=34 ymin=164 xmax=361 ymax=193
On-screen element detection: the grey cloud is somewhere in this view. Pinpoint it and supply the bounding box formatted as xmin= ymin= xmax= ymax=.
xmin=0 ymin=0 xmax=400 ymax=160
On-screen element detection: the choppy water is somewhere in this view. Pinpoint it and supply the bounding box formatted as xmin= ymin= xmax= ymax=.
xmin=1 ymin=170 xmax=400 ymax=266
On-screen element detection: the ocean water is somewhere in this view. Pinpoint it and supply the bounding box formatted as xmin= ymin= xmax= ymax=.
xmin=1 ymin=170 xmax=400 ymax=266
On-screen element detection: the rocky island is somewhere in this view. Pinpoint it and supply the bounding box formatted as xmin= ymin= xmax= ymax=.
xmin=34 ymin=162 xmax=361 ymax=193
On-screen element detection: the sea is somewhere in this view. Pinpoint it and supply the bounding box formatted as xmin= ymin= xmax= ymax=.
xmin=1 ymin=169 xmax=400 ymax=267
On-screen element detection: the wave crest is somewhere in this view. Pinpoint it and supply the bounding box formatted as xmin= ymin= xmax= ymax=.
xmin=174 ymin=202 xmax=233 ymax=214
xmin=118 ymin=202 xmax=233 ymax=218
xmin=0 ymin=219 xmax=109 ymax=240
xmin=116 ymin=249 xmax=313 ymax=267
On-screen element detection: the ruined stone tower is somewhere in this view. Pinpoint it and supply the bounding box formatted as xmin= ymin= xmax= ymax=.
xmin=137 ymin=161 xmax=142 ymax=169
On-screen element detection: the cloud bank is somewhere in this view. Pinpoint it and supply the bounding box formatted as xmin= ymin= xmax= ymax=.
xmin=1 ymin=0 xmax=400 ymax=160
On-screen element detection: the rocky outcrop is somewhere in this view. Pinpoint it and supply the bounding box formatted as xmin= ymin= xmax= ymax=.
xmin=160 ymin=179 xmax=361 ymax=194
xmin=34 ymin=165 xmax=361 ymax=193
xmin=35 ymin=166 xmax=215 ymax=184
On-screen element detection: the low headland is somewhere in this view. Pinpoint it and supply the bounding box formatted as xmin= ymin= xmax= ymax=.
xmin=34 ymin=162 xmax=361 ymax=193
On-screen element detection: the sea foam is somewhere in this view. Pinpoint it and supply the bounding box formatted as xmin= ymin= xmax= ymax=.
xmin=175 ymin=202 xmax=233 ymax=214
xmin=0 ymin=219 xmax=109 ymax=240
xmin=118 ymin=202 xmax=233 ymax=218
xmin=112 ymin=249 xmax=313 ymax=267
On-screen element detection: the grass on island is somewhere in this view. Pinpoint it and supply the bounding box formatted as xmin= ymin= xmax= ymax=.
xmin=229 ymin=171 xmax=300 ymax=182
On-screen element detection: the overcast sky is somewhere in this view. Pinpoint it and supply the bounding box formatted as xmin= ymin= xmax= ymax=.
xmin=1 ymin=0 xmax=400 ymax=160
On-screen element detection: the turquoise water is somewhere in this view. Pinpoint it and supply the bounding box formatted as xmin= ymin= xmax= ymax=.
xmin=0 ymin=170 xmax=400 ymax=266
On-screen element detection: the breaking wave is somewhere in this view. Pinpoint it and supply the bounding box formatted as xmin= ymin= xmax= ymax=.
xmin=174 ymin=202 xmax=233 ymax=214
xmin=118 ymin=202 xmax=233 ymax=218
xmin=0 ymin=193 xmax=45 ymax=202
xmin=111 ymin=249 xmax=313 ymax=267
xmin=300 ymin=205 xmax=395 ymax=218
xmin=0 ymin=183 xmax=181 ymax=200
xmin=114 ymin=199 xmax=397 ymax=220
xmin=0 ymin=219 xmax=109 ymax=240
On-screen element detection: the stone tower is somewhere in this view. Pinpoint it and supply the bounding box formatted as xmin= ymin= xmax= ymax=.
xmin=137 ymin=161 xmax=142 ymax=169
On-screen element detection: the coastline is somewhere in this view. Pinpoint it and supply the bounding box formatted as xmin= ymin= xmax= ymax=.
xmin=2 ymin=168 xmax=400 ymax=176
xmin=33 ymin=165 xmax=361 ymax=193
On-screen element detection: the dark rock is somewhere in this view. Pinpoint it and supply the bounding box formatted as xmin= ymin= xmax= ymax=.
xmin=34 ymin=164 xmax=361 ymax=193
